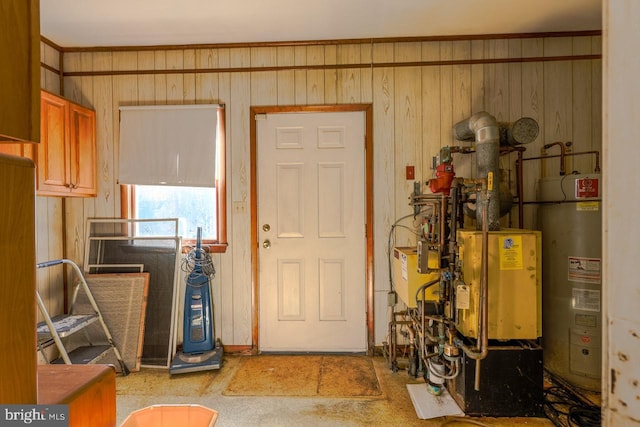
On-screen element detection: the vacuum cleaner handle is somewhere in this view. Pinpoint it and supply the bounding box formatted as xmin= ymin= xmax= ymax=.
xmin=36 ymin=259 xmax=65 ymax=269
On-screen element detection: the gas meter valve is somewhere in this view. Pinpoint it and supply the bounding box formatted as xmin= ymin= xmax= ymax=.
xmin=429 ymin=162 xmax=455 ymax=195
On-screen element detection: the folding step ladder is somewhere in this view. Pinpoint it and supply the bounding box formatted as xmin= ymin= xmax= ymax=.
xmin=36 ymin=259 xmax=129 ymax=375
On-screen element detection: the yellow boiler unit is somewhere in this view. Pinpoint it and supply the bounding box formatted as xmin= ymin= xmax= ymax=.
xmin=392 ymin=247 xmax=439 ymax=308
xmin=455 ymin=229 xmax=542 ymax=340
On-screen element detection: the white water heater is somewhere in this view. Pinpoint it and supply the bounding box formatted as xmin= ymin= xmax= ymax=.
xmin=539 ymin=174 xmax=602 ymax=391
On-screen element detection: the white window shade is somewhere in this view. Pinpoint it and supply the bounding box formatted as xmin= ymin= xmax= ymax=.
xmin=118 ymin=104 xmax=219 ymax=187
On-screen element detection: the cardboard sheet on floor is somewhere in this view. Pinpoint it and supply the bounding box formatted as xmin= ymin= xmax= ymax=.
xmin=406 ymin=383 xmax=465 ymax=419
xmin=223 ymin=354 xmax=382 ymax=397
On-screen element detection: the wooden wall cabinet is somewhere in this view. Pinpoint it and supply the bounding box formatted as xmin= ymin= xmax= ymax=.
xmin=38 ymin=91 xmax=97 ymax=197
xmin=0 ymin=0 xmax=40 ymax=143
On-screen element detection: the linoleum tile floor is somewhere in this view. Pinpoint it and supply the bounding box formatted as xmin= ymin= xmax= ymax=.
xmin=116 ymin=355 xmax=554 ymax=427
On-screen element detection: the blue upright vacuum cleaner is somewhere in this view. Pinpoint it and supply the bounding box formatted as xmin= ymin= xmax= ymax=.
xmin=170 ymin=227 xmax=223 ymax=374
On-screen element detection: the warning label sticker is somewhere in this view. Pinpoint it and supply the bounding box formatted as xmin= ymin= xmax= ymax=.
xmin=456 ymin=284 xmax=470 ymax=310
xmin=575 ymin=178 xmax=599 ymax=198
xmin=572 ymin=288 xmax=601 ymax=312
xmin=401 ymin=252 xmax=408 ymax=281
xmin=576 ymin=201 xmax=600 ymax=212
xmin=568 ymin=256 xmax=601 ymax=284
xmin=499 ymin=236 xmax=523 ymax=270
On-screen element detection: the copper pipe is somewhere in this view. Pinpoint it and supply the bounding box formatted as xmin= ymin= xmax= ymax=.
xmin=500 ymin=145 xmax=526 ymax=229
xmin=542 ymin=142 xmax=567 ymax=175
xmin=522 ymin=150 xmax=601 ymax=173
xmin=388 ymin=308 xmax=396 ymax=367
xmin=449 ymin=181 xmax=460 ymax=253
xmin=516 ymin=149 xmax=524 ymax=228
xmin=457 ymin=188 xmax=490 ymax=390
xmin=440 ymin=193 xmax=447 ymax=263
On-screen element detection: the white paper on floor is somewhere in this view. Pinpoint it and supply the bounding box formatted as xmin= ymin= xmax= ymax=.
xmin=406 ymin=383 xmax=465 ymax=419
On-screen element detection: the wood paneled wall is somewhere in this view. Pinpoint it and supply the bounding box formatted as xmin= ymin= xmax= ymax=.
xmin=41 ymin=34 xmax=601 ymax=346
xmin=37 ymin=41 xmax=64 ymax=347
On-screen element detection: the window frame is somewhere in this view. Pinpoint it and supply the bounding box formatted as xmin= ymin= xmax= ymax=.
xmin=120 ymin=106 xmax=227 ymax=253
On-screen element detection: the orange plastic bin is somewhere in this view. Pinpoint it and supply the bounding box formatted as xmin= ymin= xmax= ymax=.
xmin=121 ymin=404 xmax=218 ymax=427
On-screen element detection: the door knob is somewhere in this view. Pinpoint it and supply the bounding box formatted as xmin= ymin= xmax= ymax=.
xmin=263 ymin=239 xmax=271 ymax=249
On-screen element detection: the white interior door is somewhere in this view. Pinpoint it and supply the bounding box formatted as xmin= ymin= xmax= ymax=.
xmin=257 ymin=111 xmax=366 ymax=352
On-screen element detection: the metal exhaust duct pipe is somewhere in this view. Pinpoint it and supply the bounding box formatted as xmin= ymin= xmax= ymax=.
xmin=454 ymin=112 xmax=501 ymax=231
xmin=498 ymin=117 xmax=539 ymax=147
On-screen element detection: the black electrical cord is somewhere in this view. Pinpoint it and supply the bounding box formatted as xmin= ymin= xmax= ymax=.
xmin=568 ymin=405 xmax=601 ymax=427
xmin=544 ymin=385 xmax=601 ymax=427
xmin=181 ymin=245 xmax=216 ymax=279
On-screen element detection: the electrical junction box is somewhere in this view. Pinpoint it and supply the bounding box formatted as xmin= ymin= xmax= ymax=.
xmin=455 ymin=229 xmax=542 ymax=340
xmin=392 ymin=247 xmax=439 ymax=308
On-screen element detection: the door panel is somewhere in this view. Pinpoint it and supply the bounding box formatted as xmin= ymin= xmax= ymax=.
xmin=318 ymin=162 xmax=345 ymax=237
xmin=276 ymin=163 xmax=304 ymax=237
xmin=319 ymin=259 xmax=346 ymax=321
xmin=69 ymin=103 xmax=97 ymax=194
xmin=278 ymin=259 xmax=304 ymax=321
xmin=39 ymin=93 xmax=68 ymax=190
xmin=258 ymin=111 xmax=366 ymax=352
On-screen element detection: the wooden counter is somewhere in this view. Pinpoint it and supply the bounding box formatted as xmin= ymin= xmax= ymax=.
xmin=38 ymin=364 xmax=116 ymax=427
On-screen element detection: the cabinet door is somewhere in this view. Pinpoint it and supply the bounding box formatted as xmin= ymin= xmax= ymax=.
xmin=38 ymin=91 xmax=70 ymax=195
xmin=69 ymin=103 xmax=97 ymax=197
